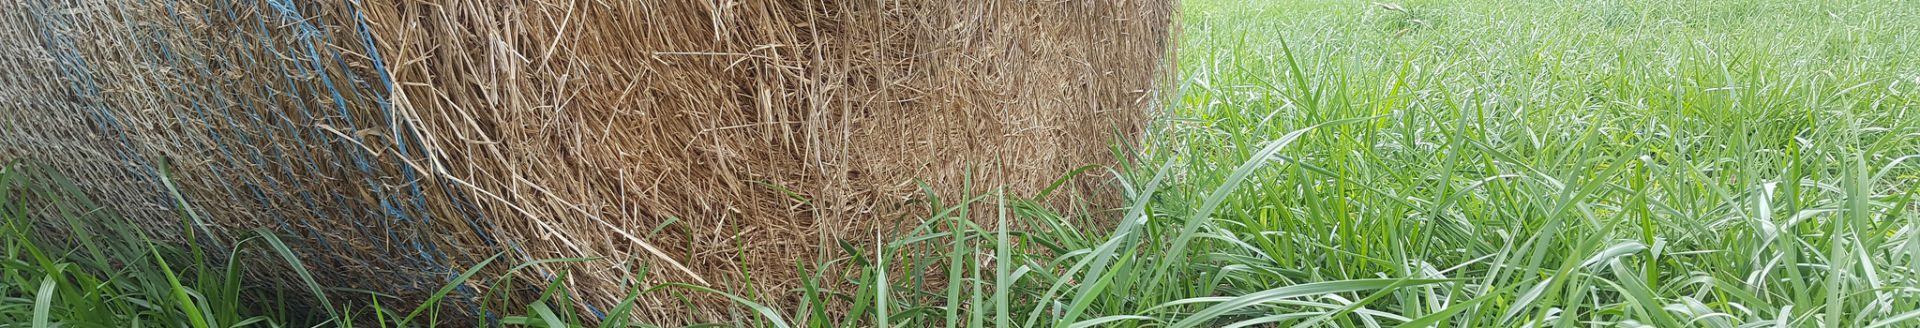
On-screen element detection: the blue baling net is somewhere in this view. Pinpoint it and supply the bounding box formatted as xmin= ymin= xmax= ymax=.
xmin=0 ymin=0 xmax=504 ymax=318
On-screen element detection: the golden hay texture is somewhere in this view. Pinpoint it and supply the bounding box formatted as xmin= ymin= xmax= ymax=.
xmin=1 ymin=0 xmax=1171 ymax=323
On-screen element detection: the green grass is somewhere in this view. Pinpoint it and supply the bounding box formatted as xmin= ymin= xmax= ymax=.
xmin=1 ymin=163 xmax=281 ymax=327
xmin=1156 ymin=0 xmax=1920 ymax=326
xmin=5 ymin=0 xmax=1920 ymax=327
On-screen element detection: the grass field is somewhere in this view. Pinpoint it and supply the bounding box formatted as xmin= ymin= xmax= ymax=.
xmin=6 ymin=0 xmax=1920 ymax=327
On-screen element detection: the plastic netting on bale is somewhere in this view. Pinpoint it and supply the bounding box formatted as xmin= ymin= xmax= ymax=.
xmin=0 ymin=0 xmax=499 ymax=315
xmin=1 ymin=0 xmax=1173 ymax=324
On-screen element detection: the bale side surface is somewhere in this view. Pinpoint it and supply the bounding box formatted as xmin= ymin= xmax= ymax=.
xmin=0 ymin=0 xmax=497 ymax=311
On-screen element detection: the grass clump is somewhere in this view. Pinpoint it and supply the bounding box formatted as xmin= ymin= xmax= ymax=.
xmin=0 ymin=163 xmax=282 ymax=327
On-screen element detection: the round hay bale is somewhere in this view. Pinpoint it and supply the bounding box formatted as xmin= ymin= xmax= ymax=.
xmin=0 ymin=0 xmax=1172 ymax=323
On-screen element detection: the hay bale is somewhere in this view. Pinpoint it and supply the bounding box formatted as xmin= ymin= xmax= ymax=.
xmin=1 ymin=0 xmax=1172 ymax=323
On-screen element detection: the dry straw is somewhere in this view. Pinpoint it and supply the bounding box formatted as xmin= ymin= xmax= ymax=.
xmin=0 ymin=0 xmax=1172 ymax=323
